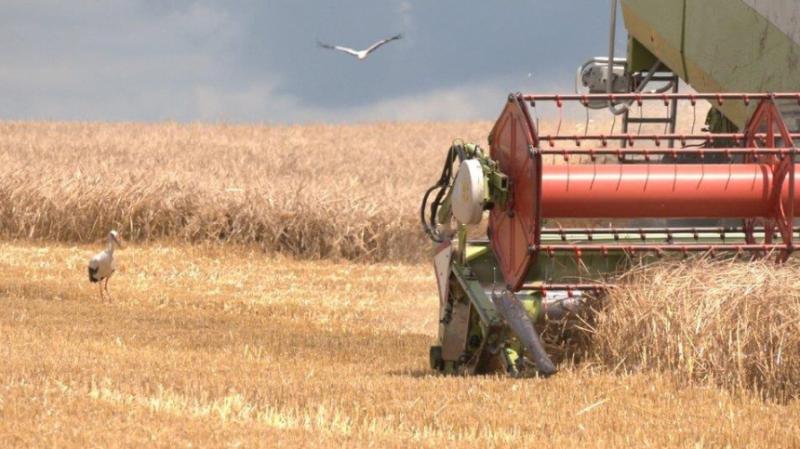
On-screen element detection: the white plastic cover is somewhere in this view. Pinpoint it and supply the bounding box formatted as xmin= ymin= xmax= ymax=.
xmin=452 ymin=159 xmax=485 ymax=225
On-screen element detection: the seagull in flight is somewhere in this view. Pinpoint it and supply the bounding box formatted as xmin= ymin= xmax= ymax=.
xmin=317 ymin=33 xmax=403 ymax=61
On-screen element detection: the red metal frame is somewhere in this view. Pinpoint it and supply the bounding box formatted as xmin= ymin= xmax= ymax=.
xmin=488 ymin=92 xmax=800 ymax=290
xmin=488 ymin=94 xmax=542 ymax=289
xmin=741 ymin=98 xmax=796 ymax=261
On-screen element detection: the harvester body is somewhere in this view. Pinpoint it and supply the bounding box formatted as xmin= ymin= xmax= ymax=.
xmin=424 ymin=0 xmax=800 ymax=376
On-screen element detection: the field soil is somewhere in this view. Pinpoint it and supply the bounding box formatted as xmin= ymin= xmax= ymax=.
xmin=2 ymin=242 xmax=800 ymax=448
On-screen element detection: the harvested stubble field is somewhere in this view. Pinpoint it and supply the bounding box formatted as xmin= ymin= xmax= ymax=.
xmin=2 ymin=120 xmax=800 ymax=448
xmin=3 ymin=242 xmax=800 ymax=448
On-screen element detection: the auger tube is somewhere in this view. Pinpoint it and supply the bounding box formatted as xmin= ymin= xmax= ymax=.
xmin=492 ymin=290 xmax=557 ymax=376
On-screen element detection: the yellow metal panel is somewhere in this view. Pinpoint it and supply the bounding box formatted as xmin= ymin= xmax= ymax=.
xmin=622 ymin=0 xmax=800 ymax=128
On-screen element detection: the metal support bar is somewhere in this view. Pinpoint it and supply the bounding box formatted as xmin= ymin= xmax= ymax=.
xmin=540 ymin=226 xmax=795 ymax=234
xmin=540 ymin=226 xmax=799 ymax=241
xmin=526 ymin=93 xmax=800 ymax=105
xmin=536 ymin=133 xmax=800 ymax=147
xmin=538 ymin=148 xmax=799 ymax=159
xmin=536 ymin=243 xmax=789 ymax=256
xmin=518 ymin=283 xmax=608 ymax=295
xmin=625 ymin=117 xmax=674 ymax=124
xmin=452 ymin=264 xmax=502 ymax=330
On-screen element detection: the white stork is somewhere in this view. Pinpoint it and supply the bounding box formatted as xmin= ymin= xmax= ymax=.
xmin=317 ymin=33 xmax=403 ymax=60
xmin=88 ymin=230 xmax=123 ymax=301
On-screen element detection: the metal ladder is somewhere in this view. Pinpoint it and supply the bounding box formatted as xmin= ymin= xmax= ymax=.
xmin=622 ymin=72 xmax=680 ymax=148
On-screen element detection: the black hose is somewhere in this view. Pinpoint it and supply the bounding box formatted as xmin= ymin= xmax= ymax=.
xmin=420 ymin=144 xmax=461 ymax=242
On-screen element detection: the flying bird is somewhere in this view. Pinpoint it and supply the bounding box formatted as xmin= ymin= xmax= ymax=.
xmin=317 ymin=33 xmax=403 ymax=60
xmin=88 ymin=230 xmax=123 ymax=301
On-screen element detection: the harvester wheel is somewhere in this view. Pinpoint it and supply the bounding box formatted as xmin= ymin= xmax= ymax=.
xmin=429 ymin=346 xmax=444 ymax=371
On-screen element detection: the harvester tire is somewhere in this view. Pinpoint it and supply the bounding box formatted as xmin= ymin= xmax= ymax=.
xmin=429 ymin=346 xmax=444 ymax=371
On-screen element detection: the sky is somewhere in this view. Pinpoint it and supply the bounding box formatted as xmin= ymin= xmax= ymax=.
xmin=0 ymin=1 xmax=623 ymax=123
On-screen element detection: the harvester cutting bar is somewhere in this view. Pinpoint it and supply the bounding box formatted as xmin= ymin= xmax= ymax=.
xmin=540 ymin=164 xmax=800 ymax=218
xmin=537 ymin=135 xmax=800 ymax=147
xmin=524 ymin=92 xmax=800 ymax=106
xmin=518 ymin=283 xmax=608 ymax=295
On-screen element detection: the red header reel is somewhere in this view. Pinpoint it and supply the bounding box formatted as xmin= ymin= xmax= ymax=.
xmin=489 ymin=93 xmax=800 ymax=290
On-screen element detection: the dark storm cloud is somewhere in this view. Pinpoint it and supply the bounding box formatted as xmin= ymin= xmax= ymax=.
xmin=0 ymin=1 xmax=621 ymax=122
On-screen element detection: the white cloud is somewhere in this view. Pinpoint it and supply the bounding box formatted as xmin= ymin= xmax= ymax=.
xmin=338 ymin=80 xmax=508 ymax=122
xmin=0 ymin=1 xmax=246 ymax=121
xmin=0 ymin=2 xmax=595 ymax=123
xmin=185 ymin=75 xmax=528 ymax=123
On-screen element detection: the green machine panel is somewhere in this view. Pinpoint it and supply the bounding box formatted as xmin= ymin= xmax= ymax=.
xmin=622 ymin=0 xmax=800 ymax=130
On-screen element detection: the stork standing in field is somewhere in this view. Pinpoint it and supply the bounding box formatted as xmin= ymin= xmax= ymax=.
xmin=317 ymin=33 xmax=403 ymax=60
xmin=88 ymin=230 xmax=123 ymax=301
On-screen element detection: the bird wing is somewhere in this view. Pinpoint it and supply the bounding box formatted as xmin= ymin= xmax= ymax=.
xmin=88 ymin=254 xmax=102 ymax=281
xmin=364 ymin=33 xmax=403 ymax=55
xmin=89 ymin=250 xmax=114 ymax=279
xmin=317 ymin=40 xmax=360 ymax=57
xmin=88 ymin=266 xmax=99 ymax=282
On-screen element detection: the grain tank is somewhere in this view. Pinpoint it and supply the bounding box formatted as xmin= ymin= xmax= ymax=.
xmin=621 ymin=0 xmax=800 ymax=129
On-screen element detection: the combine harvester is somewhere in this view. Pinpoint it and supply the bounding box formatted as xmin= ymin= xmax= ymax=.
xmin=422 ymin=0 xmax=800 ymax=376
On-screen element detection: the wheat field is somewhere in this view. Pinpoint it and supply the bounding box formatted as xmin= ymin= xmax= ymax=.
xmin=0 ymin=115 xmax=667 ymax=262
xmin=3 ymin=119 xmax=800 ymax=448
xmin=0 ymin=121 xmax=493 ymax=262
